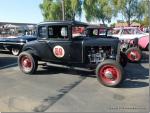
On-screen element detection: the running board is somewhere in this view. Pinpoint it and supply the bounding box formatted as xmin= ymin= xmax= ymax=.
xmin=40 ymin=62 xmax=95 ymax=72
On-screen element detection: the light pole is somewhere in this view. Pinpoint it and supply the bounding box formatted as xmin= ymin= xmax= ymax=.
xmin=61 ymin=0 xmax=65 ymax=20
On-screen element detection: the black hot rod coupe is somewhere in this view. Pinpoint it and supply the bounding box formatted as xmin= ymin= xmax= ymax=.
xmin=18 ymin=21 xmax=126 ymax=87
xmin=0 ymin=35 xmax=37 ymax=55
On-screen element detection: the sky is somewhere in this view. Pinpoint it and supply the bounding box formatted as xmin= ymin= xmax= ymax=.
xmin=0 ymin=0 xmax=121 ymax=24
xmin=0 ymin=0 xmax=43 ymax=23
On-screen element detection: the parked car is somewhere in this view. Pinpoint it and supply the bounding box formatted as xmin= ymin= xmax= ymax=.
xmin=110 ymin=26 xmax=149 ymax=50
xmin=18 ymin=21 xmax=125 ymax=87
xmin=0 ymin=35 xmax=37 ymax=55
xmin=110 ymin=27 xmax=149 ymax=40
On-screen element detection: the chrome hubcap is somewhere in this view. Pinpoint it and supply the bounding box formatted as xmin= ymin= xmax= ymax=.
xmin=21 ymin=56 xmax=32 ymax=72
xmin=130 ymin=52 xmax=137 ymax=59
xmin=104 ymin=70 xmax=113 ymax=79
xmin=23 ymin=59 xmax=30 ymax=67
xmin=12 ymin=48 xmax=19 ymax=55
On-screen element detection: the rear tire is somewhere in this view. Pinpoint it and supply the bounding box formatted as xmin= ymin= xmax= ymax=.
xmin=126 ymin=47 xmax=142 ymax=63
xmin=18 ymin=51 xmax=38 ymax=74
xmin=96 ymin=60 xmax=124 ymax=87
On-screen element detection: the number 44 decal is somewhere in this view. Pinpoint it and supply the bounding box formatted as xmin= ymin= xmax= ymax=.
xmin=53 ymin=45 xmax=65 ymax=58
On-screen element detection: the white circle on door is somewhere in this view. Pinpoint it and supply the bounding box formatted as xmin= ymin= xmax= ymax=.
xmin=53 ymin=45 xmax=65 ymax=58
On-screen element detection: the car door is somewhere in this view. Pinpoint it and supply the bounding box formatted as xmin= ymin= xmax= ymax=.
xmin=69 ymin=26 xmax=85 ymax=63
xmin=46 ymin=25 xmax=71 ymax=62
xmin=70 ymin=39 xmax=83 ymax=63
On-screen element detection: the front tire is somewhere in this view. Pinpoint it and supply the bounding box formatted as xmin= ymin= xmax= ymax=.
xmin=126 ymin=47 xmax=142 ymax=63
xmin=96 ymin=60 xmax=124 ymax=87
xmin=18 ymin=51 xmax=38 ymax=74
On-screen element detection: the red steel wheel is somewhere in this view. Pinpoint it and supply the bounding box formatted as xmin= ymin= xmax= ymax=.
xmin=99 ymin=65 xmax=120 ymax=84
xmin=18 ymin=51 xmax=38 ymax=74
xmin=20 ymin=55 xmax=33 ymax=72
xmin=96 ymin=60 xmax=124 ymax=87
xmin=126 ymin=47 xmax=142 ymax=63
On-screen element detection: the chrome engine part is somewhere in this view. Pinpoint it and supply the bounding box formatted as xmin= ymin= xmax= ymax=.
xmin=88 ymin=47 xmax=107 ymax=64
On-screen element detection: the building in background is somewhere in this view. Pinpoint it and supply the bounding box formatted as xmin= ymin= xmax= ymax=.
xmin=115 ymin=22 xmax=141 ymax=28
xmin=0 ymin=22 xmax=37 ymax=37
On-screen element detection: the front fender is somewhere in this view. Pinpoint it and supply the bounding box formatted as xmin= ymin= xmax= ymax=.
xmin=22 ymin=46 xmax=40 ymax=59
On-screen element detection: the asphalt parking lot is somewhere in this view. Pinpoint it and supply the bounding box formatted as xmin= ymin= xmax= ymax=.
xmin=0 ymin=51 xmax=149 ymax=112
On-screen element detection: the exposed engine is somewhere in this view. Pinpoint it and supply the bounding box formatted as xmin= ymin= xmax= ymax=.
xmin=87 ymin=46 xmax=112 ymax=64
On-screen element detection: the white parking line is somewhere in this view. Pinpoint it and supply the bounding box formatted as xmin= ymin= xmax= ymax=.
xmin=0 ymin=63 xmax=18 ymax=70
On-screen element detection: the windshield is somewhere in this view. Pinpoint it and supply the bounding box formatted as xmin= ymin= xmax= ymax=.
xmin=72 ymin=26 xmax=86 ymax=38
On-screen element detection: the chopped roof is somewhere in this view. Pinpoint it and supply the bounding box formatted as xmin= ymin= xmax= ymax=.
xmin=38 ymin=20 xmax=88 ymax=26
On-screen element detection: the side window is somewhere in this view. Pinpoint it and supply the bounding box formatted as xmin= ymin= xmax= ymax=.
xmin=48 ymin=26 xmax=68 ymax=39
xmin=122 ymin=29 xmax=130 ymax=35
xmin=38 ymin=26 xmax=47 ymax=39
xmin=48 ymin=27 xmax=53 ymax=36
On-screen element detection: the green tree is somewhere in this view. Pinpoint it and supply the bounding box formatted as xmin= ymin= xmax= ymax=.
xmin=110 ymin=23 xmax=116 ymax=27
xmin=83 ymin=0 xmax=113 ymax=25
xmin=141 ymin=16 xmax=149 ymax=27
xmin=112 ymin=0 xmax=146 ymax=26
xmin=39 ymin=0 xmax=62 ymax=21
xmin=142 ymin=0 xmax=149 ymax=27
xmin=39 ymin=0 xmax=82 ymax=21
